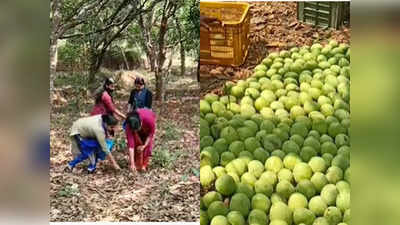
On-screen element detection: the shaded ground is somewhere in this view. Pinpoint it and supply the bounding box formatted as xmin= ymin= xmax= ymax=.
xmin=200 ymin=2 xmax=351 ymax=95
xmin=50 ymin=65 xmax=200 ymax=222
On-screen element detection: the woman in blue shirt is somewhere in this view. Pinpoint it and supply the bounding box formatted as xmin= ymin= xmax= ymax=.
xmin=127 ymin=77 xmax=153 ymax=112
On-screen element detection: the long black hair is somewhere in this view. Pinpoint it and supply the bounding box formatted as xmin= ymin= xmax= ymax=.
xmin=101 ymin=114 xmax=117 ymax=136
xmin=95 ymin=78 xmax=115 ymax=104
xmin=126 ymin=99 xmax=141 ymax=131
xmin=134 ymin=77 xmax=145 ymax=86
xmin=101 ymin=114 xmax=118 ymax=126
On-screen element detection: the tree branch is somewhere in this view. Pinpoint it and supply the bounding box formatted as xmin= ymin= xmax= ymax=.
xmin=61 ymin=0 xmax=93 ymax=25
xmin=60 ymin=0 xmax=160 ymax=39
xmin=102 ymin=0 xmax=131 ymax=28
xmin=97 ymin=0 xmax=161 ymax=51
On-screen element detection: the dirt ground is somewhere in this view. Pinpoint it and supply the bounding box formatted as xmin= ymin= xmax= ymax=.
xmin=199 ymin=2 xmax=351 ymax=95
xmin=50 ymin=63 xmax=200 ymax=221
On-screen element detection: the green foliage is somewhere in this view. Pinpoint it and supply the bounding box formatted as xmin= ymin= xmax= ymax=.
xmin=178 ymin=0 xmax=200 ymax=58
xmin=192 ymin=167 xmax=200 ymax=177
xmin=163 ymin=122 xmax=182 ymax=140
xmin=115 ymin=137 xmax=127 ymax=152
xmin=128 ymin=0 xmax=199 ymax=63
xmin=54 ymin=71 xmax=89 ymax=88
xmin=54 ymin=0 xmax=161 ymax=78
xmin=152 ymin=146 xmax=180 ymax=169
xmin=58 ymin=41 xmax=86 ymax=68
xmin=57 ymin=184 xmax=79 ymax=198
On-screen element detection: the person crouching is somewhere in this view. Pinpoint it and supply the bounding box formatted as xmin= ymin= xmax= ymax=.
xmin=125 ymin=107 xmax=156 ymax=173
xmin=65 ymin=114 xmax=121 ymax=173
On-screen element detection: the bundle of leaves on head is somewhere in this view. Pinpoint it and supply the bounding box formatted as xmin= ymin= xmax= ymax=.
xmin=200 ymin=40 xmax=350 ymax=225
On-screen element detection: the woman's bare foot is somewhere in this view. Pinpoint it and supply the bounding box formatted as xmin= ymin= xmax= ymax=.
xmin=130 ymin=166 xmax=137 ymax=173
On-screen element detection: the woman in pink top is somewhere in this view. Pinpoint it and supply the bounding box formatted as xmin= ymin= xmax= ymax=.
xmin=125 ymin=107 xmax=156 ymax=172
xmin=91 ymin=78 xmax=126 ymax=120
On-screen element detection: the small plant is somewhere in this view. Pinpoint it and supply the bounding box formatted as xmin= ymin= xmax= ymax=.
xmin=57 ymin=184 xmax=80 ymax=198
xmin=152 ymin=147 xmax=179 ymax=169
xmin=191 ymin=167 xmax=200 ymax=177
xmin=115 ymin=137 xmax=127 ymax=152
xmin=181 ymin=174 xmax=189 ymax=182
xmin=191 ymin=115 xmax=200 ymax=126
xmin=163 ymin=122 xmax=181 ymax=141
xmin=159 ymin=181 xmax=170 ymax=198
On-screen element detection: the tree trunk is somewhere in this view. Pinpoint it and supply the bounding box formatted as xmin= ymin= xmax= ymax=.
xmin=154 ymin=2 xmax=169 ymax=101
xmin=148 ymin=52 xmax=155 ymax=71
xmin=175 ymin=16 xmax=185 ymax=76
xmin=138 ymin=12 xmax=156 ymax=72
xmin=167 ymin=47 xmax=174 ymax=71
xmin=154 ymin=69 xmax=163 ymax=101
xmin=88 ymin=51 xmax=101 ymax=83
xmin=89 ymin=42 xmax=112 ymax=83
xmin=49 ymin=38 xmax=58 ymax=91
xmin=197 ymin=57 xmax=200 ymax=82
xmin=140 ymin=44 xmax=155 ymax=71
xmin=119 ymin=46 xmax=130 ymax=70
xmin=50 ymin=0 xmax=61 ymax=91
xmin=154 ymin=1 xmax=178 ymax=100
xmin=180 ymin=46 xmax=185 ymax=76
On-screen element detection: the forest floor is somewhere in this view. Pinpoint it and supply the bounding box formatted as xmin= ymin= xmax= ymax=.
xmin=50 ymin=61 xmax=200 ymax=221
xmin=199 ymin=2 xmax=351 ymax=95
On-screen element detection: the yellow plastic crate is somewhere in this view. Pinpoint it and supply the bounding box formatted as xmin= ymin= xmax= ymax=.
xmin=200 ymin=2 xmax=250 ymax=67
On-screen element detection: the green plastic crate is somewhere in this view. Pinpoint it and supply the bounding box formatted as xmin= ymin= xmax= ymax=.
xmin=297 ymin=2 xmax=350 ymax=29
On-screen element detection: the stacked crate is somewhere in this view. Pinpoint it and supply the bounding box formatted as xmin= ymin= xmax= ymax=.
xmin=297 ymin=2 xmax=350 ymax=29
